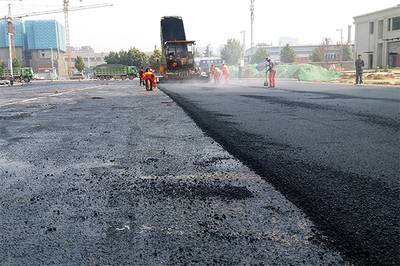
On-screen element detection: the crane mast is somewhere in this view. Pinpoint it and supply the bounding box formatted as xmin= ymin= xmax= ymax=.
xmin=63 ymin=0 xmax=72 ymax=76
xmin=6 ymin=4 xmax=16 ymax=59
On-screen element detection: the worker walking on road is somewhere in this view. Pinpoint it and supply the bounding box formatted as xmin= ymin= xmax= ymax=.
xmin=138 ymin=67 xmax=144 ymax=86
xmin=355 ymin=54 xmax=364 ymax=85
xmin=266 ymin=57 xmax=276 ymax=88
xmin=222 ymin=63 xmax=229 ymax=83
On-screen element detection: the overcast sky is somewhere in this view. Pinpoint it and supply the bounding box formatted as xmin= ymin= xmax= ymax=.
xmin=0 ymin=0 xmax=398 ymax=53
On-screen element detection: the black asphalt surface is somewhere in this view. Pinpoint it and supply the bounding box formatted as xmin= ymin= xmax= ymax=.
xmin=160 ymin=80 xmax=400 ymax=266
xmin=0 ymin=80 xmax=350 ymax=265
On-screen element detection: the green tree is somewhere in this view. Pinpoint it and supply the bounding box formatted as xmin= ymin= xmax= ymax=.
xmin=104 ymin=48 xmax=148 ymax=67
xmin=128 ymin=47 xmax=148 ymax=67
xmin=118 ymin=50 xmax=131 ymax=66
xmin=309 ymin=48 xmax=322 ymax=62
xmin=342 ymin=44 xmax=353 ymax=61
xmin=280 ymin=43 xmax=297 ymax=63
xmin=309 ymin=38 xmax=332 ymax=63
xmin=12 ymin=57 xmax=21 ymax=68
xmin=74 ymin=56 xmax=85 ymax=72
xmin=104 ymin=51 xmax=120 ymax=64
xmin=149 ymin=49 xmax=162 ymax=66
xmin=220 ymin=39 xmax=243 ymax=65
xmin=250 ymin=47 xmax=269 ymax=64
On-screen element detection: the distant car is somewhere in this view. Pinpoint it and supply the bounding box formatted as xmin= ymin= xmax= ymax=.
xmin=70 ymin=73 xmax=84 ymax=80
xmin=0 ymin=80 xmax=10 ymax=85
xmin=33 ymin=75 xmax=45 ymax=80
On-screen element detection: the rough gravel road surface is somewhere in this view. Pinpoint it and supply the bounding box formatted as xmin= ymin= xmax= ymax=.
xmin=0 ymin=81 xmax=348 ymax=265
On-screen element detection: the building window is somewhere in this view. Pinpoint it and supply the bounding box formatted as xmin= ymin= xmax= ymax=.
xmin=392 ymin=17 xmax=400 ymax=31
xmin=388 ymin=18 xmax=391 ymax=31
xmin=369 ymin=21 xmax=374 ymax=34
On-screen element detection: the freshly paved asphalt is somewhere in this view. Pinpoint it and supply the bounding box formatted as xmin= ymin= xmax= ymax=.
xmin=160 ymin=79 xmax=399 ymax=265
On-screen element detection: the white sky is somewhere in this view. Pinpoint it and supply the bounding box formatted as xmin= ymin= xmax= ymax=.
xmin=0 ymin=0 xmax=398 ymax=53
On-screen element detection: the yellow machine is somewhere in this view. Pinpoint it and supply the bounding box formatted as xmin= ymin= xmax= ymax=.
xmin=159 ymin=16 xmax=209 ymax=82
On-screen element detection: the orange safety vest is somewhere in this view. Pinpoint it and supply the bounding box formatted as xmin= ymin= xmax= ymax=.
xmin=142 ymin=72 xmax=153 ymax=80
xmin=222 ymin=64 xmax=229 ymax=73
xmin=212 ymin=66 xmax=216 ymax=74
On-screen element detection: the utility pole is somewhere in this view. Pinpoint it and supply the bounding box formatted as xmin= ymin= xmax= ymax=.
xmin=207 ymin=44 xmax=211 ymax=73
xmin=50 ymin=47 xmax=55 ymax=79
xmin=240 ymin=30 xmax=246 ymax=62
xmin=250 ymin=0 xmax=255 ymax=58
xmin=336 ymin=28 xmax=343 ymax=61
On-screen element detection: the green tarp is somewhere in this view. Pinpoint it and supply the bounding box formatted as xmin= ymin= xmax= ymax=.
xmin=228 ymin=63 xmax=342 ymax=81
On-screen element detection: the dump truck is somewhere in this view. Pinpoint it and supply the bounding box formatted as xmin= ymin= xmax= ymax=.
xmin=93 ymin=64 xmax=138 ymax=80
xmin=0 ymin=67 xmax=34 ymax=82
xmin=159 ymin=16 xmax=209 ymax=82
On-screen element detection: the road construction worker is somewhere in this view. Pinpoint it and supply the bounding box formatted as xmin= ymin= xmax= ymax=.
xmin=266 ymin=57 xmax=276 ymax=88
xmin=142 ymin=70 xmax=157 ymax=90
xmin=222 ymin=63 xmax=229 ymax=83
xmin=138 ymin=67 xmax=144 ymax=86
xmin=211 ymin=65 xmax=217 ymax=83
xmin=215 ymin=66 xmax=221 ymax=84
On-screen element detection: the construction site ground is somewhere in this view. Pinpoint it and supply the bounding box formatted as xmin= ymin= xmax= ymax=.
xmin=328 ymin=68 xmax=400 ymax=86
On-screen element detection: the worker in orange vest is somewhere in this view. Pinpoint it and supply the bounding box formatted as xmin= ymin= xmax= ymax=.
xmin=215 ymin=66 xmax=221 ymax=84
xmin=211 ymin=65 xmax=217 ymax=83
xmin=222 ymin=63 xmax=229 ymax=83
xmin=142 ymin=70 xmax=157 ymax=90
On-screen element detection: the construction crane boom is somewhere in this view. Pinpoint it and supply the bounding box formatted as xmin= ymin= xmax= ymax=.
xmin=0 ymin=2 xmax=112 ymax=76
xmin=10 ymin=4 xmax=113 ymax=18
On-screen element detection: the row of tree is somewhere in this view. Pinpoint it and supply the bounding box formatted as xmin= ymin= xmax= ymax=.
xmin=104 ymin=48 xmax=162 ymax=67
xmin=73 ymin=37 xmax=353 ymax=72
xmin=220 ymin=38 xmax=353 ymax=65
xmin=73 ymin=48 xmax=163 ymax=72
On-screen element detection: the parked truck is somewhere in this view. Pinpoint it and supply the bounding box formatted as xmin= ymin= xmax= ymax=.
xmin=93 ymin=64 xmax=137 ymax=80
xmin=0 ymin=67 xmax=34 ymax=82
xmin=159 ymin=16 xmax=209 ymax=82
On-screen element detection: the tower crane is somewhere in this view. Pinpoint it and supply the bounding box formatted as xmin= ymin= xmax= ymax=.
xmin=1 ymin=1 xmax=112 ymax=76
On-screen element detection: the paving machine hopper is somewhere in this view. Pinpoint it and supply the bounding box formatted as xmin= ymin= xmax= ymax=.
xmin=159 ymin=16 xmax=209 ymax=82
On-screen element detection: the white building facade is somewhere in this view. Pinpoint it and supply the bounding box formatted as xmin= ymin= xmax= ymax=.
xmin=354 ymin=5 xmax=400 ymax=69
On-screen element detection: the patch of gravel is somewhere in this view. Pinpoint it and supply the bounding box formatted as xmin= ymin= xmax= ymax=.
xmin=0 ymin=82 xmax=349 ymax=265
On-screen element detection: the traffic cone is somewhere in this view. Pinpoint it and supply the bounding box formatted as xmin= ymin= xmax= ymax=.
xmin=22 ymin=80 xmax=25 ymax=85
xmin=79 ymin=78 xmax=81 ymax=81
